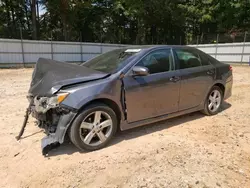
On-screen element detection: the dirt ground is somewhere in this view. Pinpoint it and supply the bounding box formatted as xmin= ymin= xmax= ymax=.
xmin=0 ymin=66 xmax=250 ymax=188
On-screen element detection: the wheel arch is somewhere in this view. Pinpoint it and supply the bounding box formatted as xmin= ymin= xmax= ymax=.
xmin=64 ymin=98 xmax=123 ymax=143
xmin=201 ymin=82 xmax=226 ymax=109
xmin=213 ymin=83 xmax=225 ymax=97
xmin=78 ymin=98 xmax=122 ymax=124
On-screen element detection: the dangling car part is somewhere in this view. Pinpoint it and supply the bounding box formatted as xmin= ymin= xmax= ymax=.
xmin=15 ymin=103 xmax=32 ymax=141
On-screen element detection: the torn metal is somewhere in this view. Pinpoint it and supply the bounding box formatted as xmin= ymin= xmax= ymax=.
xmin=21 ymin=58 xmax=107 ymax=155
xmin=19 ymin=57 xmax=125 ymax=155
xmin=30 ymin=94 xmax=77 ymax=155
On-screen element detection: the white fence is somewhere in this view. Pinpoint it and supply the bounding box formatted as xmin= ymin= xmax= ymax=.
xmin=0 ymin=38 xmax=127 ymax=67
xmin=0 ymin=38 xmax=250 ymax=67
xmin=191 ymin=43 xmax=250 ymax=63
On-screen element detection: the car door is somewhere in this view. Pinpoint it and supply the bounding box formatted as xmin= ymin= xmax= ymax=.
xmin=197 ymin=50 xmax=216 ymax=96
xmin=123 ymin=48 xmax=181 ymax=123
xmin=174 ymin=48 xmax=215 ymax=111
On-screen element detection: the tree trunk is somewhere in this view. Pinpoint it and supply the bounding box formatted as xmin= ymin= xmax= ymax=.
xmin=31 ymin=0 xmax=37 ymax=39
xmin=61 ymin=0 xmax=69 ymax=41
xmin=36 ymin=0 xmax=39 ymax=39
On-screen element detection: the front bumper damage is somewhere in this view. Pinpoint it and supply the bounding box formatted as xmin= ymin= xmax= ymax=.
xmin=29 ymin=96 xmax=77 ymax=155
xmin=39 ymin=111 xmax=76 ymax=155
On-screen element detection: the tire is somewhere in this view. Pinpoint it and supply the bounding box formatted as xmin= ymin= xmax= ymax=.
xmin=69 ymin=103 xmax=118 ymax=151
xmin=202 ymin=86 xmax=223 ymax=116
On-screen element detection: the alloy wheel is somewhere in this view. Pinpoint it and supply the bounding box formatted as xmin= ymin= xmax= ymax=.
xmin=208 ymin=90 xmax=221 ymax=112
xmin=79 ymin=111 xmax=113 ymax=146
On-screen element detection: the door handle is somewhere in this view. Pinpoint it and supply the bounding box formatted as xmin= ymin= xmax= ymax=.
xmin=207 ymin=70 xmax=214 ymax=75
xmin=170 ymin=76 xmax=180 ymax=82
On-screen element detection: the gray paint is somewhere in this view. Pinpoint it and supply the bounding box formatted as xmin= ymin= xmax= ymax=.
xmin=29 ymin=58 xmax=108 ymax=96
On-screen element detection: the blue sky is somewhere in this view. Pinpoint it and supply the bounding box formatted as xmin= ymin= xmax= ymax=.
xmin=39 ymin=5 xmax=46 ymax=16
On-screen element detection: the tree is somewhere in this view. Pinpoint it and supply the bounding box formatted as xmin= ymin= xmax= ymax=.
xmin=31 ymin=0 xmax=37 ymax=39
xmin=0 ymin=0 xmax=249 ymax=43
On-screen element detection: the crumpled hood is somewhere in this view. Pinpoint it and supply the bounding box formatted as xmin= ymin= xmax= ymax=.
xmin=29 ymin=58 xmax=108 ymax=96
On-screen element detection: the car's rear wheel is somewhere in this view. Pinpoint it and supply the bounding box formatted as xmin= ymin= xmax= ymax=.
xmin=69 ymin=103 xmax=117 ymax=151
xmin=202 ymin=86 xmax=223 ymax=116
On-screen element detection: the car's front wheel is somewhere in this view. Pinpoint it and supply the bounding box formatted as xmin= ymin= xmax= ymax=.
xmin=69 ymin=103 xmax=117 ymax=151
xmin=202 ymin=86 xmax=223 ymax=116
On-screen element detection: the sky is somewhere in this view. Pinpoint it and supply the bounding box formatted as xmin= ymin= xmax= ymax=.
xmin=39 ymin=5 xmax=46 ymax=16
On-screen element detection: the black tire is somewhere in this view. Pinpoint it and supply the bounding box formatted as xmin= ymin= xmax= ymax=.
xmin=202 ymin=86 xmax=223 ymax=116
xmin=69 ymin=103 xmax=118 ymax=151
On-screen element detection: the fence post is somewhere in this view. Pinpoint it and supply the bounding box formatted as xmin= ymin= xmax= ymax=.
xmin=215 ymin=34 xmax=219 ymax=59
xmin=100 ymin=32 xmax=103 ymax=54
xmin=240 ymin=32 xmax=247 ymax=64
xmin=196 ymin=36 xmax=199 ymax=45
xmin=80 ymin=33 xmax=83 ymax=63
xmin=20 ymin=27 xmax=25 ymax=67
xmin=50 ymin=32 xmax=54 ymax=60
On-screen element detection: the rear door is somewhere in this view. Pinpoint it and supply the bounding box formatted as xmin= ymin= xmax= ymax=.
xmin=173 ymin=48 xmax=215 ymax=111
xmin=197 ymin=50 xmax=216 ymax=96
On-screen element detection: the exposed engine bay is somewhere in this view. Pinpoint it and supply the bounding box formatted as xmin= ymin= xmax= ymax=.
xmin=17 ymin=95 xmax=77 ymax=156
xmin=32 ymin=96 xmax=68 ymax=134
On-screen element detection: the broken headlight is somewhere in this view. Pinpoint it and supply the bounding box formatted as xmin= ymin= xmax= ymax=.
xmin=34 ymin=92 xmax=69 ymax=113
xmin=48 ymin=92 xmax=69 ymax=106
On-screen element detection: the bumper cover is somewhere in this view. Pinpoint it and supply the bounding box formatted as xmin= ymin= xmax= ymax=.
xmin=224 ymin=79 xmax=233 ymax=100
xmin=41 ymin=111 xmax=77 ymax=155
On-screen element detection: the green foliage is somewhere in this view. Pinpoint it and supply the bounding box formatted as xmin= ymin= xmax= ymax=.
xmin=0 ymin=0 xmax=249 ymax=44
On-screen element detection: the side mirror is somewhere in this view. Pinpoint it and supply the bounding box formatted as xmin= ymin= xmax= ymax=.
xmin=132 ymin=66 xmax=149 ymax=76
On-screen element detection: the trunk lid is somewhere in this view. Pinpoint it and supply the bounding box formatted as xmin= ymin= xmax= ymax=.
xmin=29 ymin=58 xmax=108 ymax=96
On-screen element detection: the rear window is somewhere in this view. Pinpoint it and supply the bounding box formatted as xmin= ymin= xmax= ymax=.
xmin=197 ymin=50 xmax=221 ymax=65
xmin=197 ymin=51 xmax=211 ymax=66
xmin=175 ymin=49 xmax=202 ymax=69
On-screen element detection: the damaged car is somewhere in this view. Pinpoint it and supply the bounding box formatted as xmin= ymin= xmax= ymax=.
xmin=17 ymin=46 xmax=233 ymax=155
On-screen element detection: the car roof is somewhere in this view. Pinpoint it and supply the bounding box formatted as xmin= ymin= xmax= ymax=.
xmin=122 ymin=45 xmax=195 ymax=51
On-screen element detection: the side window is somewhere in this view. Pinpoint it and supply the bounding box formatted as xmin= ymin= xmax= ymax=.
xmin=198 ymin=51 xmax=212 ymax=66
xmin=137 ymin=49 xmax=173 ymax=74
xmin=175 ymin=49 xmax=202 ymax=69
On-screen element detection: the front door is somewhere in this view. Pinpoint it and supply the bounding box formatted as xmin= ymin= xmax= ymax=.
xmin=123 ymin=49 xmax=181 ymax=123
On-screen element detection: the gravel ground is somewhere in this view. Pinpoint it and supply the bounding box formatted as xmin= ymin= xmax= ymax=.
xmin=0 ymin=66 xmax=249 ymax=188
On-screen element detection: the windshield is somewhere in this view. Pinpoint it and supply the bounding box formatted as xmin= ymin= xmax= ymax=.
xmin=82 ymin=48 xmax=141 ymax=73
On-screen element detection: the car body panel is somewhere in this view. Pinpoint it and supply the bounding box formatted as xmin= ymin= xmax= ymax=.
xmin=60 ymin=76 xmax=124 ymax=118
xmin=178 ymin=65 xmax=215 ymax=110
xmin=120 ymin=103 xmax=203 ymax=131
xmin=29 ymin=58 xmax=108 ymax=96
xmin=41 ymin=111 xmax=77 ymax=155
xmin=224 ymin=79 xmax=233 ymax=100
xmin=123 ymin=70 xmax=181 ymax=123
xmin=171 ymin=47 xmax=217 ymax=111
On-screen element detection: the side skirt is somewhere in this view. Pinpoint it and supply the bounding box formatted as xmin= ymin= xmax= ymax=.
xmin=120 ymin=106 xmax=203 ymax=131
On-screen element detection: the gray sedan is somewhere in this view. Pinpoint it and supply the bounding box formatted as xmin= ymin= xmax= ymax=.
xmin=26 ymin=45 xmax=233 ymax=155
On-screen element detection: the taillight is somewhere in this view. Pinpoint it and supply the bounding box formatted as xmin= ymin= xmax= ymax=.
xmin=229 ymin=65 xmax=233 ymax=71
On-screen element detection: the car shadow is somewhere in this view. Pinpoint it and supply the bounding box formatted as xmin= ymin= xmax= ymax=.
xmin=47 ymin=140 xmax=83 ymax=157
xmin=48 ymin=101 xmax=231 ymax=157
